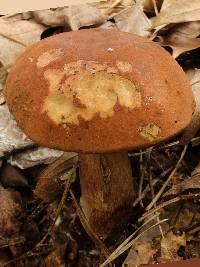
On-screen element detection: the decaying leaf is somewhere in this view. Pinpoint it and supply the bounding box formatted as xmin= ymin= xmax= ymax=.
xmin=114 ymin=4 xmax=151 ymax=37
xmin=123 ymin=218 xmax=169 ymax=267
xmin=161 ymin=231 xmax=186 ymax=261
xmin=45 ymin=241 xmax=78 ymax=267
xmin=0 ymin=17 xmax=45 ymax=66
xmin=8 ymin=146 xmax=64 ymax=169
xmin=0 ymin=187 xmax=24 ymax=239
xmin=180 ymin=68 xmax=200 ymax=144
xmin=123 ymin=242 xmax=156 ymax=266
xmin=33 ymin=5 xmax=106 ymax=30
xmin=172 ymin=202 xmax=200 ymax=231
xmin=0 ymin=105 xmax=33 ymax=158
xmin=34 ymin=152 xmax=77 ymax=202
xmin=152 ymin=0 xmax=200 ymax=28
xmin=157 ymin=22 xmax=200 ymax=58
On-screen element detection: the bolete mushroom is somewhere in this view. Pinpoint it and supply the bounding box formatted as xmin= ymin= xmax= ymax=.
xmin=5 ymin=29 xmax=194 ymax=238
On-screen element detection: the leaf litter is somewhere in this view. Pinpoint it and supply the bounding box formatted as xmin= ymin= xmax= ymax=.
xmin=0 ymin=1 xmax=200 ymax=266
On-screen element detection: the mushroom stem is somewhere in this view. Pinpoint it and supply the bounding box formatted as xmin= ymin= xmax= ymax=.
xmin=78 ymin=152 xmax=134 ymax=239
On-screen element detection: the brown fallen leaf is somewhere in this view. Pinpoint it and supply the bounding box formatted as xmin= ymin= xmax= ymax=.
xmin=32 ymin=8 xmax=69 ymax=27
xmin=92 ymin=0 xmax=134 ymax=17
xmin=123 ymin=218 xmax=169 ymax=267
xmin=0 ymin=17 xmax=45 ymax=66
xmin=157 ymin=22 xmax=200 ymax=58
xmin=0 ymin=186 xmax=24 ymax=239
xmin=33 ymin=4 xmax=107 ymax=30
xmin=34 ymin=152 xmax=77 ymax=202
xmin=160 ymin=231 xmax=186 ymax=262
xmin=68 ymin=4 xmax=107 ymax=30
xmin=172 ymin=202 xmax=200 ymax=232
xmin=180 ymin=68 xmax=200 ymax=144
xmin=123 ymin=242 xmax=156 ymax=266
xmin=152 ymin=0 xmax=200 ymax=28
xmin=45 ymin=241 xmax=78 ymax=267
xmin=114 ymin=3 xmax=151 ymax=37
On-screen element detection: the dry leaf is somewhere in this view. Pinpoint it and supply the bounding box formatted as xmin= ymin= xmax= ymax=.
xmin=157 ymin=22 xmax=200 ymax=58
xmin=33 ymin=5 xmax=107 ymax=30
xmin=152 ymin=0 xmax=200 ymax=28
xmin=34 ymin=152 xmax=77 ymax=202
xmin=123 ymin=242 xmax=156 ymax=266
xmin=180 ymin=68 xmax=200 ymax=144
xmin=161 ymin=231 xmax=186 ymax=261
xmin=0 ymin=105 xmax=33 ymax=158
xmin=8 ymin=146 xmax=64 ymax=169
xmin=123 ymin=218 xmax=169 ymax=267
xmin=67 ymin=4 xmax=107 ymax=30
xmin=92 ymin=0 xmax=134 ymax=17
xmin=172 ymin=202 xmax=200 ymax=231
xmin=0 ymin=17 xmax=45 ymax=66
xmin=114 ymin=4 xmax=151 ymax=37
xmin=32 ymin=8 xmax=69 ymax=27
xmin=0 ymin=187 xmax=24 ymax=239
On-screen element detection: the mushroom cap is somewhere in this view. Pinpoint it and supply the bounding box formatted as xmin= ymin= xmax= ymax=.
xmin=5 ymin=29 xmax=194 ymax=153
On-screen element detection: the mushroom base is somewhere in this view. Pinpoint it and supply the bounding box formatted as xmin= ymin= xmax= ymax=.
xmin=79 ymin=152 xmax=134 ymax=239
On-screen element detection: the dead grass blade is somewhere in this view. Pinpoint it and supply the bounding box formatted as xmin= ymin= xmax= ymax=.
xmin=146 ymin=144 xmax=188 ymax=211
xmin=139 ymin=193 xmax=200 ymax=223
xmin=100 ymin=217 xmax=168 ymax=267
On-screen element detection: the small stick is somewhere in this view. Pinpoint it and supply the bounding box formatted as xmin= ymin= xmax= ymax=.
xmin=146 ymin=145 xmax=188 ymax=211
xmin=139 ymin=193 xmax=200 ymax=222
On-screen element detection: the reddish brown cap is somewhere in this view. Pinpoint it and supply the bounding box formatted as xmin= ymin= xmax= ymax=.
xmin=5 ymin=29 xmax=194 ymax=153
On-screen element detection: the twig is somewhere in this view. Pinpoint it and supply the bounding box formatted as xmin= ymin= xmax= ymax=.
xmin=70 ymin=190 xmax=111 ymax=265
xmin=146 ymin=145 xmax=188 ymax=211
xmin=0 ymin=33 xmax=27 ymax=46
xmin=133 ymin=167 xmax=172 ymax=207
xmin=152 ymin=0 xmax=158 ymax=15
xmin=133 ymin=178 xmax=159 ymax=207
xmin=36 ymin=167 xmax=76 ymax=246
xmin=149 ymin=168 xmax=174 ymax=260
xmin=139 ymin=193 xmax=200 ymax=222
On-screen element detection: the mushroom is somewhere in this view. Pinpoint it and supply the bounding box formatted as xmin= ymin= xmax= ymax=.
xmin=5 ymin=29 xmax=194 ymax=238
